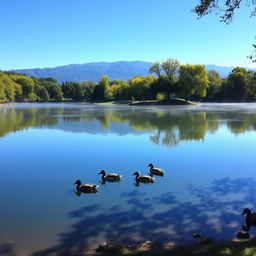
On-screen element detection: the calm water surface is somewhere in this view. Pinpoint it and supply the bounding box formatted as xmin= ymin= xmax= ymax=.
xmin=1 ymin=103 xmax=256 ymax=256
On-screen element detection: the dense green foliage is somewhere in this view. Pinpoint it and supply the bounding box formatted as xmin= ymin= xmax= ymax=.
xmin=1 ymin=60 xmax=256 ymax=103
xmin=179 ymin=64 xmax=209 ymax=101
xmin=150 ymin=58 xmax=180 ymax=99
xmin=0 ymin=72 xmax=17 ymax=101
xmin=0 ymin=71 xmax=63 ymax=102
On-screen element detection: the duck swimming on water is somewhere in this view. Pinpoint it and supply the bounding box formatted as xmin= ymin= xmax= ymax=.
xmin=98 ymin=170 xmax=122 ymax=181
xmin=148 ymin=163 xmax=164 ymax=176
xmin=74 ymin=180 xmax=99 ymax=193
xmin=242 ymin=208 xmax=256 ymax=230
xmin=133 ymin=171 xmax=154 ymax=183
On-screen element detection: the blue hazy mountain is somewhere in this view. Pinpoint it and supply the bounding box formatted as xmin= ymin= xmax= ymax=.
xmin=11 ymin=61 xmax=250 ymax=83
xmin=12 ymin=61 xmax=152 ymax=83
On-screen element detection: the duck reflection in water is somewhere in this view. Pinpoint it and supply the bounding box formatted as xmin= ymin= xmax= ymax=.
xmin=134 ymin=180 xmax=155 ymax=187
xmin=242 ymin=208 xmax=256 ymax=231
xmin=74 ymin=180 xmax=99 ymax=196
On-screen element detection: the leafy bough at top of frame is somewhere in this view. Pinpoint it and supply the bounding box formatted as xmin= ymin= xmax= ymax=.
xmin=193 ymin=0 xmax=256 ymax=62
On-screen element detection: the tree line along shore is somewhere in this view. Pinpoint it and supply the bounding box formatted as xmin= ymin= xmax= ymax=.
xmin=1 ymin=58 xmax=256 ymax=104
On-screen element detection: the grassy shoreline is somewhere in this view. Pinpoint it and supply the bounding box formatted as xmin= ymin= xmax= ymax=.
xmin=85 ymin=238 xmax=256 ymax=256
xmin=91 ymin=98 xmax=197 ymax=106
xmin=129 ymin=98 xmax=197 ymax=106
xmin=0 ymin=99 xmax=197 ymax=106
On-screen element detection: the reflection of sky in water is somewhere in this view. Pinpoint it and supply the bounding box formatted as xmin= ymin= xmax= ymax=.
xmin=0 ymin=103 xmax=256 ymax=255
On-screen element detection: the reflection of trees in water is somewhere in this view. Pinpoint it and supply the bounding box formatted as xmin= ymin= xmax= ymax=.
xmin=1 ymin=106 xmax=256 ymax=146
xmin=30 ymin=178 xmax=256 ymax=256
xmin=0 ymin=107 xmax=63 ymax=137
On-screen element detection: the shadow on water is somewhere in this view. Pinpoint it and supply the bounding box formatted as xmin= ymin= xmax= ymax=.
xmin=31 ymin=177 xmax=256 ymax=256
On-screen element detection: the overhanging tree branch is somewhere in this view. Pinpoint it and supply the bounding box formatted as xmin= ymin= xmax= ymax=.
xmin=193 ymin=0 xmax=256 ymax=62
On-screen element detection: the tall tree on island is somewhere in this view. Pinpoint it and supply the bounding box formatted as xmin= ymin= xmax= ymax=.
xmin=149 ymin=58 xmax=180 ymax=99
xmin=179 ymin=64 xmax=209 ymax=101
xmin=149 ymin=62 xmax=162 ymax=78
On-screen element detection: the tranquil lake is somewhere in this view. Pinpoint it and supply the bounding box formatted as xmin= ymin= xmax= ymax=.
xmin=1 ymin=103 xmax=256 ymax=256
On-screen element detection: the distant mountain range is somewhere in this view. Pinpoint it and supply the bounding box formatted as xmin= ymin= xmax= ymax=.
xmin=10 ymin=61 xmax=253 ymax=83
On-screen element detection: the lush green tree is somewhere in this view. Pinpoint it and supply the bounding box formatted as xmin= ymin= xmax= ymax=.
xmin=149 ymin=58 xmax=180 ymax=99
xmin=162 ymin=58 xmax=180 ymax=81
xmin=104 ymin=80 xmax=130 ymax=100
xmin=80 ymin=81 xmax=96 ymax=101
xmin=129 ymin=75 xmax=156 ymax=101
xmin=48 ymin=85 xmax=63 ymax=101
xmin=34 ymin=79 xmax=43 ymax=100
xmin=4 ymin=83 xmax=15 ymax=101
xmin=62 ymin=82 xmax=74 ymax=99
xmin=0 ymin=74 xmax=7 ymax=100
xmin=206 ymin=70 xmax=223 ymax=100
xmin=92 ymin=75 xmax=109 ymax=100
xmin=0 ymin=72 xmax=17 ymax=101
xmin=13 ymin=82 xmax=23 ymax=100
xmin=151 ymin=75 xmax=180 ymax=100
xmin=247 ymin=70 xmax=256 ymax=100
xmin=92 ymin=85 xmax=105 ymax=100
xmin=99 ymin=75 xmax=109 ymax=87
xmin=110 ymin=80 xmax=129 ymax=87
xmin=72 ymin=82 xmax=84 ymax=101
xmin=162 ymin=58 xmax=180 ymax=99
xmin=39 ymin=78 xmax=63 ymax=101
xmin=11 ymin=75 xmax=35 ymax=99
xmin=38 ymin=86 xmax=50 ymax=101
xmin=225 ymin=67 xmax=250 ymax=101
xmin=104 ymin=85 xmax=115 ymax=100
xmin=179 ymin=64 xmax=209 ymax=101
xmin=149 ymin=62 xmax=161 ymax=77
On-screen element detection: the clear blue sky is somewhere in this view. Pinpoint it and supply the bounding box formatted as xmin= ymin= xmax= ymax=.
xmin=0 ymin=0 xmax=255 ymax=70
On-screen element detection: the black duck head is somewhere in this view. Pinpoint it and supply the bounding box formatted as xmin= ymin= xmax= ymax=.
xmin=98 ymin=170 xmax=106 ymax=175
xmin=242 ymin=208 xmax=251 ymax=215
xmin=133 ymin=171 xmax=140 ymax=176
xmin=74 ymin=180 xmax=81 ymax=185
xmin=147 ymin=163 xmax=153 ymax=168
